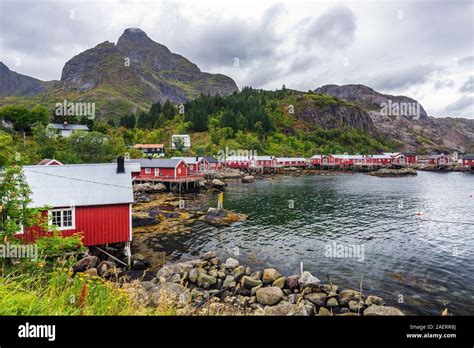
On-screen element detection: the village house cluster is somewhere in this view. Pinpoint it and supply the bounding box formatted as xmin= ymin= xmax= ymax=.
xmin=10 ymin=148 xmax=473 ymax=258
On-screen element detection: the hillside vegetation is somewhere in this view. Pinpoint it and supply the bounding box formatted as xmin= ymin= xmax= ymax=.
xmin=0 ymin=87 xmax=397 ymax=166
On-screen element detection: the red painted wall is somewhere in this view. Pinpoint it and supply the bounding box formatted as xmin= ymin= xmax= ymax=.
xmin=22 ymin=204 xmax=131 ymax=246
xmin=139 ymin=162 xmax=188 ymax=178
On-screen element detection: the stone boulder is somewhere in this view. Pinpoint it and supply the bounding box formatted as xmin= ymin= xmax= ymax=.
xmin=256 ymin=287 xmax=284 ymax=306
xmin=264 ymin=301 xmax=296 ymax=315
xmin=364 ymin=305 xmax=404 ymax=316
xmin=299 ymin=271 xmax=320 ymax=288
xmin=74 ymin=255 xmax=99 ymax=272
xmin=242 ymin=175 xmax=255 ymax=183
xmin=286 ymin=275 xmax=300 ymax=292
xmin=225 ymin=257 xmax=239 ymax=268
xmin=241 ymin=276 xmax=263 ymax=289
xmin=97 ymin=261 xmax=117 ymax=277
xmin=262 ymin=268 xmax=282 ymax=285
xmin=211 ymin=179 xmax=226 ymax=188
xmin=365 ymin=295 xmax=385 ymax=307
xmin=305 ymin=292 xmax=327 ymax=306
xmin=197 ymin=273 xmax=217 ymax=288
xmin=339 ymin=289 xmax=364 ymax=306
xmin=204 ymin=208 xmax=247 ymax=227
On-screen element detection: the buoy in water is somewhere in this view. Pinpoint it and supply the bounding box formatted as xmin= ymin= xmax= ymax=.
xmin=415 ymin=211 xmax=423 ymax=216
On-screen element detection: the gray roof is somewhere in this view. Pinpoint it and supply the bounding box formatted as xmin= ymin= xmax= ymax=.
xmin=463 ymin=154 xmax=474 ymax=160
xmin=128 ymin=158 xmax=183 ymax=168
xmin=48 ymin=123 xmax=89 ymax=131
xmin=201 ymin=156 xmax=219 ymax=163
xmin=23 ymin=163 xmax=134 ymax=208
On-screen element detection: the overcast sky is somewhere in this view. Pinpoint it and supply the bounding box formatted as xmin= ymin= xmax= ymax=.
xmin=1 ymin=0 xmax=473 ymax=118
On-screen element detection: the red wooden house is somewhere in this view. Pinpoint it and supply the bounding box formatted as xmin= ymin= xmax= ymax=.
xmin=251 ymin=156 xmax=277 ymax=168
xmin=310 ymin=155 xmax=328 ymax=166
xmin=428 ymin=154 xmax=449 ymax=166
xmin=202 ymin=156 xmax=222 ymax=171
xmin=461 ymin=154 xmax=474 ymax=168
xmin=20 ymin=160 xmax=134 ymax=247
xmin=402 ymin=153 xmax=417 ymax=165
xmin=226 ymin=155 xmax=251 ymax=169
xmin=389 ymin=153 xmax=406 ymax=166
xmin=276 ymin=157 xmax=308 ymax=167
xmin=172 ymin=157 xmax=209 ymax=174
xmin=327 ymin=154 xmax=364 ymax=167
xmin=129 ymin=158 xmax=188 ymax=179
xmin=366 ymin=154 xmax=392 ymax=166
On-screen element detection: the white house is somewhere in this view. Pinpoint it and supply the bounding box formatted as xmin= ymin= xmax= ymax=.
xmin=171 ymin=134 xmax=191 ymax=150
xmin=47 ymin=122 xmax=89 ymax=137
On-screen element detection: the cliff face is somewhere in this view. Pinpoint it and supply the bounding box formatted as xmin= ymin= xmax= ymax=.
xmin=0 ymin=62 xmax=48 ymax=97
xmin=314 ymin=84 xmax=474 ymax=152
xmin=292 ymin=94 xmax=375 ymax=133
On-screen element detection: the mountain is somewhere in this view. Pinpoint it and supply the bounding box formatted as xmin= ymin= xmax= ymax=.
xmin=0 ymin=62 xmax=49 ymax=97
xmin=0 ymin=28 xmax=238 ymax=115
xmin=60 ymin=28 xmax=238 ymax=104
xmin=314 ymin=84 xmax=474 ymax=153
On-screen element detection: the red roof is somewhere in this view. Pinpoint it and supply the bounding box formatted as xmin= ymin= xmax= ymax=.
xmin=133 ymin=144 xmax=164 ymax=149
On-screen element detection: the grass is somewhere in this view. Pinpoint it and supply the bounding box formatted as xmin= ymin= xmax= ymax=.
xmin=0 ymin=258 xmax=176 ymax=316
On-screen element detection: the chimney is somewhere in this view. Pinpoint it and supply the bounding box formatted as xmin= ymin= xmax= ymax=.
xmin=116 ymin=156 xmax=125 ymax=174
xmin=196 ymin=156 xmax=199 ymax=162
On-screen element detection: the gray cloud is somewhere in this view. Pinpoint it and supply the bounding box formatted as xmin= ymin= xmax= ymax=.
xmin=444 ymin=95 xmax=474 ymax=117
xmin=297 ymin=5 xmax=356 ymax=49
xmin=0 ymin=0 xmax=472 ymax=118
xmin=459 ymin=76 xmax=474 ymax=93
xmin=434 ymin=79 xmax=454 ymax=90
xmin=369 ymin=64 xmax=439 ymax=91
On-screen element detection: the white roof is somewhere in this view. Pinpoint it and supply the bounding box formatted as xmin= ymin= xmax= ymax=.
xmin=22 ymin=164 xmax=134 ymax=208
xmin=369 ymin=154 xmax=392 ymax=159
xmin=172 ymin=157 xmax=205 ymax=164
xmin=253 ymin=156 xmax=274 ymax=161
xmin=311 ymin=155 xmax=324 ymax=159
xmin=225 ymin=155 xmax=251 ymax=162
xmin=330 ymin=154 xmax=364 ymax=159
xmin=48 ymin=123 xmax=89 ymax=131
xmin=276 ymin=157 xmax=307 ymax=162
xmin=382 ymin=152 xmax=401 ymax=157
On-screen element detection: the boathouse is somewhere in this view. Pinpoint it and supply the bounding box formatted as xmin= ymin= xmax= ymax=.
xmin=201 ymin=156 xmax=222 ymax=171
xmin=366 ymin=154 xmax=392 ymax=166
xmin=461 ymin=154 xmax=474 ymax=168
xmin=428 ymin=154 xmax=449 ymax=166
xmin=402 ymin=153 xmax=417 ymax=165
xmin=129 ymin=158 xmax=188 ymax=178
xmin=276 ymin=157 xmax=308 ymax=168
xmin=19 ymin=160 xmax=134 ymax=247
xmin=172 ymin=156 xmax=209 ymax=174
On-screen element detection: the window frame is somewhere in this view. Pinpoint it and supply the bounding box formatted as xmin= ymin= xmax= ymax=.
xmin=48 ymin=208 xmax=76 ymax=230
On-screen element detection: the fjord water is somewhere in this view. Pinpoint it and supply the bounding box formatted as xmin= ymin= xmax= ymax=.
xmin=164 ymin=171 xmax=474 ymax=315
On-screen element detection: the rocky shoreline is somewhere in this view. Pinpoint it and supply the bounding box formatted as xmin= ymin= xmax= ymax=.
xmin=74 ymin=251 xmax=404 ymax=316
xmin=367 ymin=168 xmax=417 ymax=177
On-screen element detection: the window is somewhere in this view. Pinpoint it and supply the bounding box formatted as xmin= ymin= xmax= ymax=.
xmin=145 ymin=168 xmax=151 ymax=174
xmin=49 ymin=208 xmax=75 ymax=230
